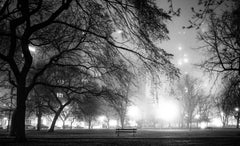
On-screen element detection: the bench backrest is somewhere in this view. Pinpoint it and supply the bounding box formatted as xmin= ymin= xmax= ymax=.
xmin=116 ymin=128 xmax=137 ymax=131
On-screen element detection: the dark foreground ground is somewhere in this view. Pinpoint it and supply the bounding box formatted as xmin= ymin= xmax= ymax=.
xmin=1 ymin=128 xmax=240 ymax=146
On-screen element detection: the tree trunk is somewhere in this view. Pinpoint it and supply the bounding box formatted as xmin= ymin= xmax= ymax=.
xmin=181 ymin=116 xmax=184 ymax=128
xmin=37 ymin=112 xmax=42 ymax=131
xmin=186 ymin=118 xmax=189 ymax=129
xmin=48 ymin=100 xmax=71 ymax=132
xmin=120 ymin=116 xmax=124 ymax=129
xmin=10 ymin=110 xmax=16 ymax=136
xmin=107 ymin=119 xmax=110 ymax=129
xmin=15 ymin=87 xmax=27 ymax=142
xmin=88 ymin=119 xmax=91 ymax=130
xmin=62 ymin=120 xmax=65 ymax=129
xmin=70 ymin=118 xmax=75 ymax=129
xmin=189 ymin=117 xmax=192 ymax=130
xmin=48 ymin=109 xmax=62 ymax=132
xmin=7 ymin=110 xmax=12 ymax=132
xmin=237 ymin=112 xmax=240 ymax=128
xmin=226 ymin=117 xmax=229 ymax=126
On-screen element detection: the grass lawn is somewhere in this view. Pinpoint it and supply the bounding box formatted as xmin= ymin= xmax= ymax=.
xmin=1 ymin=128 xmax=240 ymax=145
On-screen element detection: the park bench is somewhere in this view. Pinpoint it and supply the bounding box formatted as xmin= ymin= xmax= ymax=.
xmin=115 ymin=128 xmax=137 ymax=136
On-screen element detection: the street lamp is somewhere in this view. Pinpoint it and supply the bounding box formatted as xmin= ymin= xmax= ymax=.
xmin=235 ymin=107 xmax=240 ymax=128
xmin=235 ymin=107 xmax=239 ymax=112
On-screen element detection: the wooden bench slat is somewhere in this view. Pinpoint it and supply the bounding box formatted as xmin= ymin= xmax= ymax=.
xmin=115 ymin=128 xmax=137 ymax=136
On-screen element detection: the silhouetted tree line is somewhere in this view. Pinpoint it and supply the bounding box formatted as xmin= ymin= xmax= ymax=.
xmin=0 ymin=0 xmax=178 ymax=141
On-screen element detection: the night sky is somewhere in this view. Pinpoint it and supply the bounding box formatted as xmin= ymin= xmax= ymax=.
xmin=157 ymin=0 xmax=213 ymax=90
xmin=159 ymin=0 xmax=205 ymax=76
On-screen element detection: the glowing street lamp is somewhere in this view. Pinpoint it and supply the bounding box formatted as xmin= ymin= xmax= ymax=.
xmin=235 ymin=107 xmax=240 ymax=128
xmin=235 ymin=107 xmax=239 ymax=112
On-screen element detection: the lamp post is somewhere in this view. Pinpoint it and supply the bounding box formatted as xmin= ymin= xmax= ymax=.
xmin=235 ymin=107 xmax=239 ymax=128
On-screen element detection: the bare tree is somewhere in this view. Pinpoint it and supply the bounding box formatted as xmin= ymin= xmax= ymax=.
xmin=185 ymin=0 xmax=238 ymax=29
xmin=103 ymin=88 xmax=129 ymax=129
xmin=59 ymin=105 xmax=73 ymax=129
xmin=100 ymin=101 xmax=118 ymax=129
xmin=197 ymin=1 xmax=240 ymax=77
xmin=0 ymin=79 xmax=15 ymax=132
xmin=196 ymin=95 xmax=212 ymax=126
xmin=214 ymin=91 xmax=231 ymax=127
xmin=74 ymin=96 xmax=102 ymax=130
xmin=0 ymin=0 xmax=178 ymax=141
xmin=219 ymin=76 xmax=240 ymax=128
xmin=26 ymin=87 xmax=51 ymax=131
xmin=196 ymin=1 xmax=240 ymax=128
xmin=177 ymin=75 xmax=203 ymax=129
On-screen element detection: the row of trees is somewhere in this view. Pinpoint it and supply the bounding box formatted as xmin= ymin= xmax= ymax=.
xmin=174 ymin=74 xmax=212 ymax=129
xmin=1 ymin=0 xmax=239 ymax=142
xmin=195 ymin=0 xmax=240 ymax=128
xmin=0 ymin=0 xmax=179 ymax=141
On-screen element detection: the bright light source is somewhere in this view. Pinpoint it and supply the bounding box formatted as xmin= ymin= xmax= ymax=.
xmin=42 ymin=117 xmax=47 ymax=125
xmin=79 ymin=121 xmax=85 ymax=128
xmin=200 ymin=122 xmax=207 ymax=129
xmin=128 ymin=120 xmax=137 ymax=127
xmin=93 ymin=125 xmax=102 ymax=129
xmin=156 ymin=101 xmax=179 ymax=121
xmin=211 ymin=118 xmax=222 ymax=127
xmin=127 ymin=106 xmax=141 ymax=120
xmin=29 ymin=46 xmax=36 ymax=52
xmin=116 ymin=29 xmax=123 ymax=34
xmin=109 ymin=120 xmax=117 ymax=127
xmin=98 ymin=116 xmax=106 ymax=123
xmin=195 ymin=114 xmax=200 ymax=119
xmin=220 ymin=112 xmax=224 ymax=116
xmin=235 ymin=107 xmax=239 ymax=112
xmin=183 ymin=58 xmax=189 ymax=63
xmin=178 ymin=46 xmax=182 ymax=51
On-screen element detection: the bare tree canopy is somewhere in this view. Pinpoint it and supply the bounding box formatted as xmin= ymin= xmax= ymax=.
xmin=176 ymin=75 xmax=204 ymax=128
xmin=0 ymin=0 xmax=179 ymax=141
xmin=196 ymin=0 xmax=240 ymax=78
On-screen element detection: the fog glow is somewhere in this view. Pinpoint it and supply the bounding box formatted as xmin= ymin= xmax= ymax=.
xmin=109 ymin=120 xmax=117 ymax=127
xmin=200 ymin=122 xmax=207 ymax=129
xmin=98 ymin=116 xmax=106 ymax=122
xmin=156 ymin=101 xmax=179 ymax=121
xmin=29 ymin=46 xmax=36 ymax=52
xmin=127 ymin=106 xmax=141 ymax=120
